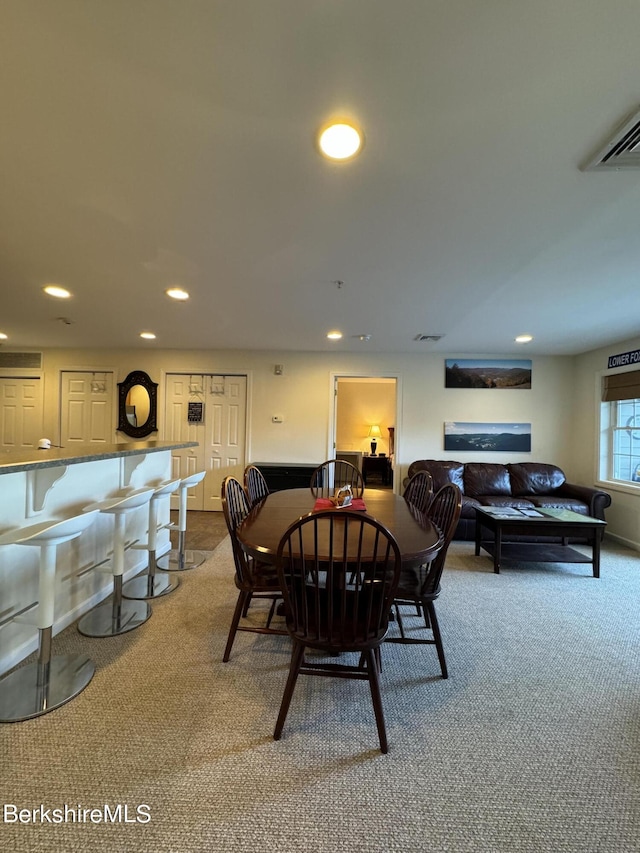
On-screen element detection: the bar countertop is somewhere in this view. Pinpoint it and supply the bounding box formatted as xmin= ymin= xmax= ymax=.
xmin=0 ymin=441 xmax=198 ymax=475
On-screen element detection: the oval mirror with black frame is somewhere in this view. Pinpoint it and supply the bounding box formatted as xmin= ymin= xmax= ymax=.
xmin=117 ymin=370 xmax=158 ymax=438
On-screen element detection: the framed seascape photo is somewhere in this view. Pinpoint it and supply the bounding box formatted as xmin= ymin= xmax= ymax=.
xmin=445 ymin=359 xmax=532 ymax=389
xmin=444 ymin=422 xmax=531 ymax=452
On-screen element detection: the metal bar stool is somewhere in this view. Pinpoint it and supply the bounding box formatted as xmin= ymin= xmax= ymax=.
xmin=78 ymin=488 xmax=155 ymax=638
xmin=157 ymin=471 xmax=207 ymax=571
xmin=122 ymin=478 xmax=181 ymax=600
xmin=0 ymin=510 xmax=100 ymax=722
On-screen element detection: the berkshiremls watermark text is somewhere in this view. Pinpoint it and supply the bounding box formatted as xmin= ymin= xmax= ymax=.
xmin=3 ymin=803 xmax=151 ymax=824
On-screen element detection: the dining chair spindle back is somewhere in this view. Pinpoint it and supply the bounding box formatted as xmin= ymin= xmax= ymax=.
xmin=387 ymin=482 xmax=462 ymax=678
xmin=221 ymin=476 xmax=286 ymax=662
xmin=274 ymin=509 xmax=402 ymax=753
xmin=243 ymin=465 xmax=270 ymax=508
xmin=403 ymin=470 xmax=434 ymax=516
xmin=309 ymin=459 xmax=365 ymax=499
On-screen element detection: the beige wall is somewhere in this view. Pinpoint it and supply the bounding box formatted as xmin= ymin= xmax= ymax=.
xmin=6 ymin=336 xmax=637 ymax=545
xmin=23 ymin=346 xmax=574 ymax=487
xmin=572 ymin=333 xmax=640 ymax=549
xmin=336 ymin=379 xmax=396 ymax=456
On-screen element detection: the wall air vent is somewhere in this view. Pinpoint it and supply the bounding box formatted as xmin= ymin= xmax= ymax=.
xmin=0 ymin=352 xmax=43 ymax=369
xmin=413 ymin=334 xmax=444 ymax=342
xmin=582 ymin=106 xmax=640 ymax=171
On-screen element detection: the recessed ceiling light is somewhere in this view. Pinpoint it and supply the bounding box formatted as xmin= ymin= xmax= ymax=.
xmin=515 ymin=334 xmax=533 ymax=343
xmin=318 ymin=122 xmax=363 ymax=161
xmin=166 ymin=287 xmax=189 ymax=301
xmin=327 ymin=331 xmax=343 ymax=340
xmin=140 ymin=332 xmax=156 ymax=340
xmin=352 ymin=334 xmax=372 ymax=342
xmin=43 ymin=284 xmax=71 ymax=299
xmin=0 ymin=332 xmax=7 ymax=340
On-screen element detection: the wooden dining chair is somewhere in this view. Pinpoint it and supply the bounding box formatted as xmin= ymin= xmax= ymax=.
xmin=244 ymin=464 xmax=269 ymax=508
xmin=403 ymin=470 xmax=434 ymax=516
xmin=221 ymin=476 xmax=287 ymax=662
xmin=274 ymin=510 xmax=402 ymax=753
xmin=386 ymin=483 xmax=462 ymax=678
xmin=402 ymin=469 xmax=435 ymax=617
xmin=309 ymin=459 xmax=365 ymax=499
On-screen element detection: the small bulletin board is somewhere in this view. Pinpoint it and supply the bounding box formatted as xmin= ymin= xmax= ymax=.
xmin=188 ymin=402 xmax=204 ymax=423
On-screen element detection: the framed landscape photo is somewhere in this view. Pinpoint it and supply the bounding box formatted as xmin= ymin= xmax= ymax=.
xmin=445 ymin=359 xmax=532 ymax=389
xmin=444 ymin=422 xmax=531 ymax=452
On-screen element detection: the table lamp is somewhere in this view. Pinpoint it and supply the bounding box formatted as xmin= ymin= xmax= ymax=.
xmin=368 ymin=425 xmax=382 ymax=456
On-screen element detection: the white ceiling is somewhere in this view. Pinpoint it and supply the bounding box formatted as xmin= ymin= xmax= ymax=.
xmin=1 ymin=1 xmax=640 ymax=356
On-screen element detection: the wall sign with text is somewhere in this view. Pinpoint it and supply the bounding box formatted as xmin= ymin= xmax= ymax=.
xmin=188 ymin=402 xmax=204 ymax=423
xmin=608 ymin=349 xmax=640 ymax=369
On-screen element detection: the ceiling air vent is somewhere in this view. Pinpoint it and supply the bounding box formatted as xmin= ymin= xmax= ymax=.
xmin=0 ymin=352 xmax=43 ymax=369
xmin=413 ymin=334 xmax=444 ymax=342
xmin=582 ymin=106 xmax=640 ymax=171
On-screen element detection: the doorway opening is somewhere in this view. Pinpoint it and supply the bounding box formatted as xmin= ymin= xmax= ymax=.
xmin=332 ymin=376 xmax=399 ymax=491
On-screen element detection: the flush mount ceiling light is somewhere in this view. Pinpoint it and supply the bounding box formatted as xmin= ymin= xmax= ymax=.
xmin=318 ymin=122 xmax=363 ymax=161
xmin=515 ymin=334 xmax=534 ymax=343
xmin=140 ymin=332 xmax=156 ymax=340
xmin=327 ymin=331 xmax=343 ymax=340
xmin=166 ymin=287 xmax=189 ymax=301
xmin=43 ymin=284 xmax=71 ymax=299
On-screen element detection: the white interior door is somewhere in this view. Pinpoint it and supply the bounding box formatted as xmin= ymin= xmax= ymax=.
xmin=0 ymin=376 xmax=43 ymax=449
xmin=203 ymin=375 xmax=247 ymax=511
xmin=164 ymin=375 xmax=204 ymax=509
xmin=60 ymin=371 xmax=115 ymax=446
xmin=164 ymin=374 xmax=247 ymax=511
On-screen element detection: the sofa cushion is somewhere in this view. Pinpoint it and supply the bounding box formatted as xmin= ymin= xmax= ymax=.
xmin=460 ymin=495 xmax=483 ymax=518
xmin=528 ymin=496 xmax=588 ymax=514
xmin=464 ymin=463 xmax=511 ymax=497
xmin=508 ymin=463 xmax=565 ymax=496
xmin=407 ymin=460 xmax=465 ymax=492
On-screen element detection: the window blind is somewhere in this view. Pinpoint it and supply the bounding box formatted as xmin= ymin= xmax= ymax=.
xmin=602 ymin=369 xmax=640 ymax=402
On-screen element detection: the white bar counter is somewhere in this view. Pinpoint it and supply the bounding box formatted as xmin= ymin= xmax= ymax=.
xmin=0 ymin=441 xmax=197 ymax=674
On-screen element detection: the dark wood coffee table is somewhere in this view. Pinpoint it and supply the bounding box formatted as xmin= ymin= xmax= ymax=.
xmin=474 ymin=506 xmax=606 ymax=577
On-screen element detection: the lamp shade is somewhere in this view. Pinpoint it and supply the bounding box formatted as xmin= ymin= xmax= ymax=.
xmin=368 ymin=425 xmax=382 ymax=439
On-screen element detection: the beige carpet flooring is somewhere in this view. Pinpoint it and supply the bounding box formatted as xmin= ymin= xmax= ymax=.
xmin=2 ymin=536 xmax=640 ymax=852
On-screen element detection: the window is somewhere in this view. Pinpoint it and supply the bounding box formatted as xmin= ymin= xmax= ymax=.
xmin=601 ymin=369 xmax=640 ymax=485
xmin=610 ymin=399 xmax=640 ymax=482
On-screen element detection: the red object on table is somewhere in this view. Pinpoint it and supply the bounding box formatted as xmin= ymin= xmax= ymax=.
xmin=313 ymin=498 xmax=367 ymax=512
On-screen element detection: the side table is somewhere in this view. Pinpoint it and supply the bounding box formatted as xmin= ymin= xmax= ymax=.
xmin=362 ymin=455 xmax=392 ymax=486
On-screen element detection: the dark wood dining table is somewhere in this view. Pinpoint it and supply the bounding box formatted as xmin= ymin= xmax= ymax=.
xmin=237 ymin=488 xmax=443 ymax=567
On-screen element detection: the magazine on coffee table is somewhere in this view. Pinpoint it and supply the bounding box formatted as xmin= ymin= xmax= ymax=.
xmin=480 ymin=506 xmax=543 ymax=518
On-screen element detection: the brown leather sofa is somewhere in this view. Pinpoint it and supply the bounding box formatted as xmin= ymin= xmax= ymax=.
xmin=404 ymin=460 xmax=612 ymax=540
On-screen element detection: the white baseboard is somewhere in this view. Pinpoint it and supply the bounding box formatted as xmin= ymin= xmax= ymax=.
xmin=605 ymin=532 xmax=640 ymax=553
